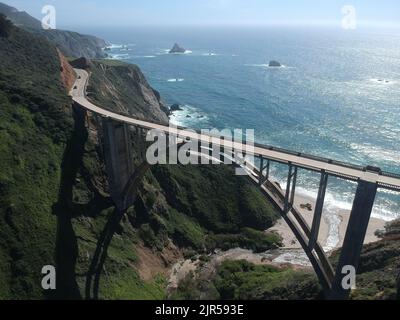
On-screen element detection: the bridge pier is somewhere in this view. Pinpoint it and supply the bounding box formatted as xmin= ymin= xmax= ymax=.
xmin=309 ymin=171 xmax=328 ymax=250
xmin=284 ymin=164 xmax=297 ymax=213
xmin=102 ymin=118 xmax=135 ymax=210
xmin=328 ymin=180 xmax=378 ymax=300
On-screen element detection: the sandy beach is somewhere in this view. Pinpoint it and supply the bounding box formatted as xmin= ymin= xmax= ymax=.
xmin=269 ymin=193 xmax=387 ymax=251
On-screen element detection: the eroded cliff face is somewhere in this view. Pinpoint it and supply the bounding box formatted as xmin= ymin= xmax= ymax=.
xmin=87 ymin=60 xmax=169 ymax=124
xmin=58 ymin=50 xmax=76 ymax=92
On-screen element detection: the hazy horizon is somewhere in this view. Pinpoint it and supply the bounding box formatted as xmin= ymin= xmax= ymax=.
xmin=3 ymin=0 xmax=400 ymax=29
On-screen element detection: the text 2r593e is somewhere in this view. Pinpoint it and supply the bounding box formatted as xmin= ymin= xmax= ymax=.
xmin=199 ymin=304 xmax=244 ymax=317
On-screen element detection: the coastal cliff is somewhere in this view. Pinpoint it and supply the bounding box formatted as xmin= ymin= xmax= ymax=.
xmin=87 ymin=60 xmax=169 ymax=123
xmin=0 ymin=2 xmax=108 ymax=59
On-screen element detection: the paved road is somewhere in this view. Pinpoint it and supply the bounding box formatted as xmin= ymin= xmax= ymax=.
xmin=70 ymin=68 xmax=400 ymax=190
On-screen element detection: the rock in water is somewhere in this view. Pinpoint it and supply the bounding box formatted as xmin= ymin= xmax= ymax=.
xmin=268 ymin=60 xmax=282 ymax=67
xmin=170 ymin=104 xmax=183 ymax=112
xmin=169 ymin=43 xmax=186 ymax=54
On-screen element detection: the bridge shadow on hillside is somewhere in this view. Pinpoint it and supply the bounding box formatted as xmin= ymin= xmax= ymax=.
xmin=84 ymin=207 xmax=124 ymax=300
xmin=51 ymin=105 xmax=112 ymax=299
xmin=85 ymin=162 xmax=150 ymax=300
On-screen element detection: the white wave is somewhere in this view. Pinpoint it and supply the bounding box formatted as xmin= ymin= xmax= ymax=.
xmin=167 ymin=78 xmax=185 ymax=82
xmin=202 ymin=53 xmax=221 ymax=56
xmin=350 ymin=143 xmax=400 ymax=164
xmin=131 ymin=55 xmax=156 ymax=59
xmin=107 ymin=44 xmax=124 ymax=49
xmin=245 ymin=63 xmax=288 ymax=69
xmin=170 ymin=50 xmax=193 ymax=55
xmin=106 ymin=53 xmax=130 ymax=60
xmin=169 ymin=104 xmax=209 ymax=127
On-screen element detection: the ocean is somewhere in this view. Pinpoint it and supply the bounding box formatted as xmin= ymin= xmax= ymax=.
xmin=81 ymin=26 xmax=400 ymax=245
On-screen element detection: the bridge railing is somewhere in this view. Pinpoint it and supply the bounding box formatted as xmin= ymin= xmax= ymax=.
xmin=93 ymin=105 xmax=400 ymax=176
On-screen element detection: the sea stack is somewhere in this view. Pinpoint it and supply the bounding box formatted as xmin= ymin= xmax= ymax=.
xmin=169 ymin=43 xmax=186 ymax=54
xmin=268 ymin=60 xmax=282 ymax=67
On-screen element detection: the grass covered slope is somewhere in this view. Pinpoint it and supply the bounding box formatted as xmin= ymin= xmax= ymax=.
xmin=172 ymin=260 xmax=321 ymax=300
xmin=151 ymin=165 xmax=281 ymax=252
xmin=0 ymin=19 xmax=167 ymax=299
xmin=0 ymin=17 xmax=72 ymax=298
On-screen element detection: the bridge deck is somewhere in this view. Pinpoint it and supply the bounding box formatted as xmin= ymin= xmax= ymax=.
xmin=71 ymin=68 xmax=400 ymax=191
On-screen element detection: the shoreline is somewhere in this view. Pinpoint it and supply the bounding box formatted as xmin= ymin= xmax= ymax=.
xmin=269 ymin=193 xmax=386 ymax=251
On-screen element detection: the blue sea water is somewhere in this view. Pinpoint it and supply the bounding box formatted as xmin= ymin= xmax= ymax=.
xmin=83 ymin=26 xmax=400 ymax=239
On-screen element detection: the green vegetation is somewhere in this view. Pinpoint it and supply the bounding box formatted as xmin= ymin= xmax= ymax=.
xmin=0 ymin=21 xmax=166 ymax=300
xmin=331 ymin=219 xmax=400 ymax=300
xmin=172 ymin=260 xmax=322 ymax=300
xmin=0 ymin=20 xmax=72 ymax=299
xmin=92 ymin=59 xmax=130 ymax=67
xmin=131 ymin=164 xmax=281 ymax=253
xmin=0 ymin=13 xmax=12 ymax=37
xmin=214 ymin=260 xmax=321 ymax=300
xmin=205 ymin=228 xmax=281 ymax=253
xmin=153 ymin=165 xmax=279 ymax=234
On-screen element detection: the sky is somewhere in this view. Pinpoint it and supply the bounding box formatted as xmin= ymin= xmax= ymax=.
xmin=4 ymin=0 xmax=400 ymax=28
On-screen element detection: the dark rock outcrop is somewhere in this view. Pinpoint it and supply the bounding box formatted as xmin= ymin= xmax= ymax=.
xmin=169 ymin=43 xmax=186 ymax=54
xmin=170 ymin=104 xmax=183 ymax=112
xmin=268 ymin=60 xmax=282 ymax=67
xmin=70 ymin=57 xmax=91 ymax=70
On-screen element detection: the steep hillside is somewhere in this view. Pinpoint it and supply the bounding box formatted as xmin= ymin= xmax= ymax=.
xmin=0 ymin=17 xmax=280 ymax=299
xmin=0 ymin=2 xmax=40 ymax=29
xmin=0 ymin=16 xmax=73 ymax=299
xmin=0 ymin=2 xmax=108 ymax=58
